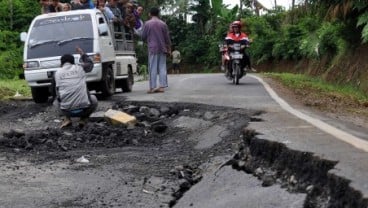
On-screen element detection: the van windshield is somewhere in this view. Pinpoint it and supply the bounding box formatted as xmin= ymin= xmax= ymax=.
xmin=27 ymin=14 xmax=94 ymax=59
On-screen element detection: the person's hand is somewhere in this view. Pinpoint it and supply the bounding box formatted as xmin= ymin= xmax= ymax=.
xmin=76 ymin=46 xmax=84 ymax=55
xmin=167 ymin=47 xmax=171 ymax=55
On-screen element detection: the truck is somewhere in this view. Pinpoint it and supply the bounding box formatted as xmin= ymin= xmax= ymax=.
xmin=20 ymin=9 xmax=137 ymax=103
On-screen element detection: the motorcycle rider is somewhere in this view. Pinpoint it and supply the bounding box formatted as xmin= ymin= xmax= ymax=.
xmin=224 ymin=21 xmax=254 ymax=78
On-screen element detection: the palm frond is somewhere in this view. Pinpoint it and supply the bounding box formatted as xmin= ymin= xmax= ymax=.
xmin=325 ymin=0 xmax=354 ymax=20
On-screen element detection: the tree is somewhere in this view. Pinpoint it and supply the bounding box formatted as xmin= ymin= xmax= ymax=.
xmin=0 ymin=0 xmax=39 ymax=31
xmin=189 ymin=0 xmax=211 ymax=34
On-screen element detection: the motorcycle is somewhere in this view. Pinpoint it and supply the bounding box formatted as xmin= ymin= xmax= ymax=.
xmin=222 ymin=43 xmax=246 ymax=85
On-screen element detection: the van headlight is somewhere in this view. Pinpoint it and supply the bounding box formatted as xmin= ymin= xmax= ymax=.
xmin=91 ymin=53 xmax=101 ymax=63
xmin=23 ymin=61 xmax=39 ymax=70
xmin=80 ymin=53 xmax=101 ymax=64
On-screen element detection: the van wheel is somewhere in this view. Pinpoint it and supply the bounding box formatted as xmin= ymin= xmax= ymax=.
xmin=100 ymin=66 xmax=115 ymax=97
xmin=31 ymin=87 xmax=49 ymax=103
xmin=122 ymin=67 xmax=134 ymax=92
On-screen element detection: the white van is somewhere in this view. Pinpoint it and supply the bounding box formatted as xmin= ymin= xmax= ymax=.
xmin=20 ymin=9 xmax=137 ymax=103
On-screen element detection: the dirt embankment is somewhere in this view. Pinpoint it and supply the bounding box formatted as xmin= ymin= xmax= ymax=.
xmin=256 ymin=44 xmax=368 ymax=95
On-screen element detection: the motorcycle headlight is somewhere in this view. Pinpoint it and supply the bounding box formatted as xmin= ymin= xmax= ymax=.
xmin=23 ymin=61 xmax=39 ymax=70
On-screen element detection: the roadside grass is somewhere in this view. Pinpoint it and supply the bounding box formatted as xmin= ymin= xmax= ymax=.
xmin=0 ymin=79 xmax=31 ymax=100
xmin=137 ymin=64 xmax=148 ymax=81
xmin=263 ymin=73 xmax=368 ymax=114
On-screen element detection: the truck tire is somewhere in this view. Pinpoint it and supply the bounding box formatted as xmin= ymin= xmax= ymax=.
xmin=31 ymin=87 xmax=49 ymax=103
xmin=100 ymin=66 xmax=115 ymax=97
xmin=121 ymin=67 xmax=134 ymax=92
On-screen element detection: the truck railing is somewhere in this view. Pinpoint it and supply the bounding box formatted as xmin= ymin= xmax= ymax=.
xmin=109 ymin=23 xmax=135 ymax=52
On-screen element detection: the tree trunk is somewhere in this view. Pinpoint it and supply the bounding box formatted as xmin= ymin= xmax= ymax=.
xmin=292 ymin=0 xmax=295 ymax=9
xmin=239 ymin=0 xmax=243 ymax=18
xmin=9 ymin=0 xmax=13 ymax=30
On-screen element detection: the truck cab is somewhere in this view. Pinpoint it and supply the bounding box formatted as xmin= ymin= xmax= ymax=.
xmin=20 ymin=9 xmax=137 ymax=103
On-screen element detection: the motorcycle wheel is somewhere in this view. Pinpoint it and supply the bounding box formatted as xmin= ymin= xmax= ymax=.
xmin=234 ymin=64 xmax=240 ymax=85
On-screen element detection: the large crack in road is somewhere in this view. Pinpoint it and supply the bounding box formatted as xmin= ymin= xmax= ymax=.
xmin=233 ymin=129 xmax=367 ymax=207
xmin=0 ymin=99 xmax=366 ymax=207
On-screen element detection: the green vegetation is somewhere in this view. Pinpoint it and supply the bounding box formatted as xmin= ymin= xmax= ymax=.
xmin=264 ymin=72 xmax=368 ymax=103
xmin=0 ymin=0 xmax=39 ymax=79
xmin=138 ymin=64 xmax=148 ymax=81
xmin=0 ymin=79 xmax=31 ymax=100
xmin=2 ymin=0 xmax=368 ymax=74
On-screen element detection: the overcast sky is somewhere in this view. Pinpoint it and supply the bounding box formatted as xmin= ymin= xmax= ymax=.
xmin=222 ymin=0 xmax=292 ymax=10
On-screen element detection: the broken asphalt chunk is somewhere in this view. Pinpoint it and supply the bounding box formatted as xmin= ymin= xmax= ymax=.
xmin=104 ymin=109 xmax=137 ymax=126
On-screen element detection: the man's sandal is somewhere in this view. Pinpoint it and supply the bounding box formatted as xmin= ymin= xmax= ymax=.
xmin=153 ymin=88 xmax=164 ymax=93
xmin=147 ymin=89 xmax=155 ymax=94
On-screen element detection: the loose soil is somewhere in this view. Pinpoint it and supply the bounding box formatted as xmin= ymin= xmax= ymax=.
xmin=0 ymin=97 xmax=256 ymax=207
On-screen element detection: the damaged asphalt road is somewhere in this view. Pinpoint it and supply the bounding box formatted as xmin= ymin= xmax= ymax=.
xmin=0 ymin=74 xmax=368 ymax=208
xmin=0 ymin=99 xmax=262 ymax=207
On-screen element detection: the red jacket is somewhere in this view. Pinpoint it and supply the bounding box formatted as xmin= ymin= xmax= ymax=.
xmin=225 ymin=32 xmax=249 ymax=44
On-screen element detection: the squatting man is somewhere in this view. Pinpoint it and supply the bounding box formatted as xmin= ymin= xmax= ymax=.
xmin=53 ymin=46 xmax=98 ymax=128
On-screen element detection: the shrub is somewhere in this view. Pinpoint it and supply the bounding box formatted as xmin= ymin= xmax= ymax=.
xmin=0 ymin=31 xmax=23 ymax=79
xmin=0 ymin=49 xmax=23 ymax=79
xmin=272 ymin=24 xmax=304 ymax=60
xmin=357 ymin=11 xmax=368 ymax=43
xmin=298 ymin=17 xmax=322 ymax=59
xmin=316 ymin=22 xmax=347 ymax=57
xmin=246 ymin=16 xmax=278 ymax=64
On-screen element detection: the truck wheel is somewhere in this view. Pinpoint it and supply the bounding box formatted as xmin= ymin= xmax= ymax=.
xmin=100 ymin=66 xmax=115 ymax=97
xmin=31 ymin=87 xmax=49 ymax=103
xmin=122 ymin=67 xmax=134 ymax=92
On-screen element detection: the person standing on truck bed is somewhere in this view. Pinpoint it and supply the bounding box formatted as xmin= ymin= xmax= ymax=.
xmin=39 ymin=0 xmax=50 ymax=14
xmin=54 ymin=46 xmax=98 ymax=128
xmin=49 ymin=0 xmax=63 ymax=12
xmin=117 ymin=0 xmax=128 ymax=19
xmin=123 ymin=2 xmax=136 ymax=40
xmin=106 ymin=0 xmax=125 ymax=36
xmin=96 ymin=0 xmax=114 ymax=21
xmin=116 ymin=0 xmax=135 ymax=40
xmin=142 ymin=7 xmax=172 ymax=94
xmin=71 ymin=0 xmax=92 ymax=10
xmin=132 ymin=4 xmax=144 ymax=36
xmin=61 ymin=3 xmax=72 ymax=11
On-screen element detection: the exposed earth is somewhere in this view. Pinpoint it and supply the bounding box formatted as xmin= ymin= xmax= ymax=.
xmin=0 ymin=96 xmax=258 ymax=207
xmin=0 ymin=77 xmax=366 ymax=207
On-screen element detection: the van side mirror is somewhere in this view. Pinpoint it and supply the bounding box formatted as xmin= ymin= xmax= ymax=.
xmin=98 ymin=24 xmax=108 ymax=36
xmin=20 ymin=32 xmax=27 ymax=42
